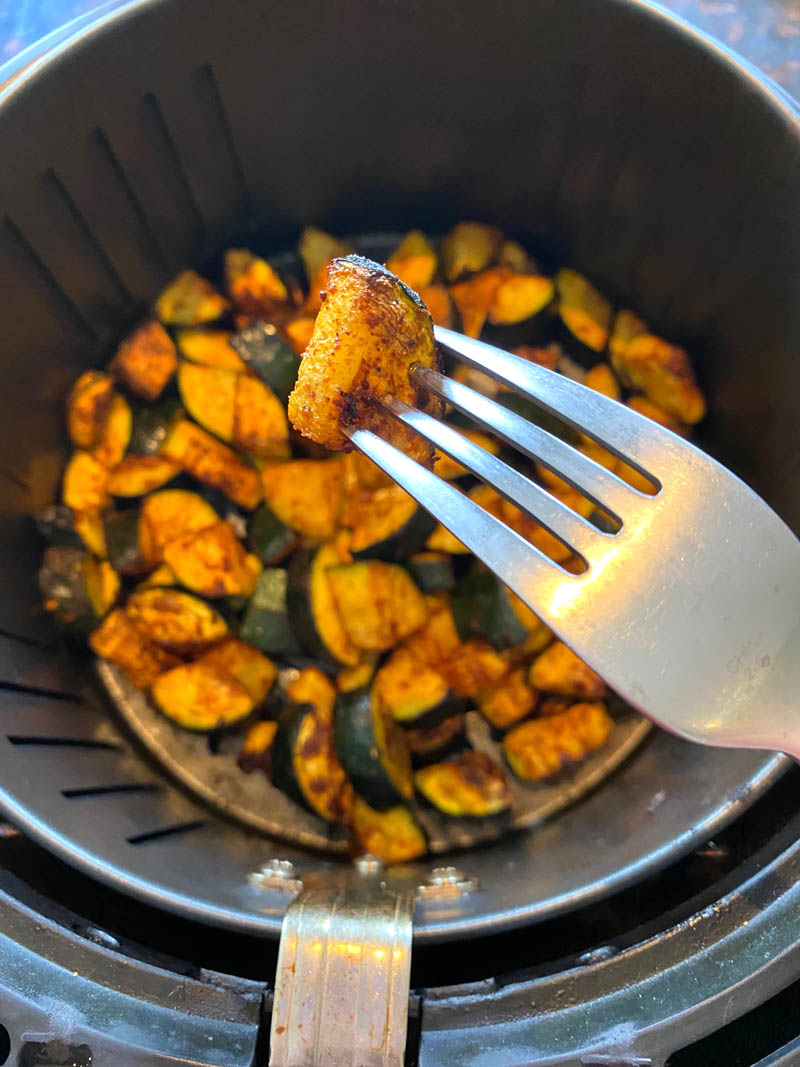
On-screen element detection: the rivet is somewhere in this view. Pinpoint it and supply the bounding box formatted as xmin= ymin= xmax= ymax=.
xmin=248 ymin=858 xmax=304 ymax=894
xmin=417 ymin=866 xmax=480 ymax=899
xmin=354 ymin=854 xmax=384 ymax=875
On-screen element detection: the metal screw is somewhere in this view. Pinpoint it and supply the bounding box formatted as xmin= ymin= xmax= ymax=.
xmin=417 ymin=866 xmax=480 ymax=900
xmin=78 ymin=925 xmax=120 ymax=950
xmin=354 ymin=854 xmax=384 ymax=876
xmin=248 ymin=858 xmax=304 ymax=895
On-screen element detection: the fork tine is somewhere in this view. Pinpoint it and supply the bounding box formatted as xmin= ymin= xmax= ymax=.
xmin=344 ymin=426 xmax=565 ymax=597
xmin=383 ymin=397 xmax=607 ymax=560
xmin=434 ymin=325 xmax=676 ymax=471
xmin=412 ymin=364 xmax=640 ymax=515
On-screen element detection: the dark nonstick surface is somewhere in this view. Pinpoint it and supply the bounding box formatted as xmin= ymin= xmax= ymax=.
xmin=0 ymin=0 xmax=795 ymax=940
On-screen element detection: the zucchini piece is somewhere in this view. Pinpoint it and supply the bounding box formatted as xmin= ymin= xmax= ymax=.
xmin=504 ymin=701 xmax=613 ymax=780
xmin=498 ymin=239 xmax=539 ymax=274
xmin=62 ymin=451 xmax=110 ymax=513
xmin=138 ymin=562 xmax=176 ymax=588
xmin=451 ymin=567 xmax=530 ymax=650
xmin=426 ymin=523 xmax=468 ymax=554
xmin=438 ymin=639 xmax=507 ymax=699
xmin=155 ymin=270 xmax=229 ymax=327
xmin=285 ymin=665 xmax=338 ymax=719
xmin=441 ymin=222 xmax=502 ymax=282
xmin=240 ymin=568 xmax=303 ymax=655
xmin=163 ymin=520 xmax=261 ymax=597
xmin=152 ymin=660 xmax=253 ymax=731
xmin=284 ymin=314 xmax=316 ymax=354
xmin=161 ymin=418 xmax=262 ymax=510
xmin=415 ymin=752 xmax=511 ymax=816
xmin=233 ymin=374 xmax=290 ymax=458
xmin=495 ymin=389 xmax=577 ymax=444
xmin=90 ymin=608 xmax=180 ymax=689
xmin=385 ymin=230 xmax=437 ymax=291
xmin=91 ymin=394 xmax=132 ymax=468
xmin=230 ymin=320 xmax=301 ymax=402
xmin=333 ymin=686 xmax=413 ymax=808
xmin=488 ymin=274 xmax=554 ymax=325
xmin=403 ymin=594 xmax=462 ymax=667
xmin=350 ymin=796 xmax=426 ymax=863
xmin=261 ymin=459 xmax=342 ymax=540
xmin=628 ymin=396 xmax=687 ymax=435
xmin=39 ymin=547 xmax=118 ymax=635
xmin=288 ymin=255 xmax=441 ymax=460
xmin=299 ymin=226 xmax=352 ymax=313
xmin=273 ymin=700 xmax=353 ymax=822
xmin=555 ymin=269 xmax=613 ymax=357
xmin=178 ymin=363 xmax=237 ymax=442
xmin=346 ymin=485 xmax=436 ymax=560
xmin=449 ymin=267 xmax=509 ymax=338
xmin=75 ymin=510 xmax=107 ymax=558
xmin=406 ymin=713 xmax=465 ymax=764
xmin=287 ymin=542 xmax=360 ymax=666
xmin=336 ymin=656 xmax=377 ymax=693
xmin=432 ymin=428 xmax=501 ymax=480
xmin=128 ymin=397 xmax=184 ymax=455
xmin=103 ymin=509 xmax=148 ymax=575
xmin=238 ymin=720 xmax=278 ymax=776
xmin=583 ymin=362 xmax=621 ymax=401
xmin=512 ymin=343 xmax=560 ymax=370
xmin=125 ymin=588 xmax=228 ymax=653
xmin=327 ymin=561 xmax=428 ymax=651
xmin=528 ymin=640 xmax=606 ymax=699
xmin=107 ymin=455 xmax=181 ymax=497
xmin=201 ymin=638 xmax=276 ymax=704
xmin=342 ymin=450 xmax=394 ymax=492
xmin=110 ymin=321 xmax=178 ymax=401
xmin=608 ymin=308 xmax=648 ymax=365
xmin=247 ymin=504 xmax=298 ymax=565
xmin=225 ymin=248 xmax=289 ymax=319
xmin=539 ymin=696 xmax=573 ymax=717
xmin=611 ymin=334 xmax=706 ymax=424
xmin=373 ymin=648 xmax=465 ymax=728
xmin=478 ymin=666 xmax=537 ymax=730
xmin=36 ymin=505 xmax=107 ymax=558
xmin=66 ymin=370 xmax=114 ymax=449
xmin=418 ymin=284 xmax=453 ymax=328
xmin=406 ymin=552 xmax=454 ymax=593
xmin=177 ymin=328 xmax=247 ymax=372
xmin=138 ymin=489 xmax=219 ymax=566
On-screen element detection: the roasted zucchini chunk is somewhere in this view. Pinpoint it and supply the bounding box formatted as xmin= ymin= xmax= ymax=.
xmin=103 ymin=509 xmax=148 ymax=575
xmin=234 ymin=375 xmax=290 ymax=459
xmin=327 ymin=561 xmax=428 ymax=651
xmin=334 ymin=686 xmax=413 ymax=808
xmin=488 ymin=273 xmax=554 ymax=325
xmin=224 ymin=248 xmax=289 ymax=320
xmin=406 ymin=713 xmax=466 ymax=763
xmin=373 ymin=648 xmax=465 ymax=728
xmin=513 ymin=343 xmax=560 ymax=370
xmin=336 ymin=656 xmax=378 ymax=693
xmin=345 ymin=484 xmax=436 ymax=560
xmin=285 ymin=666 xmax=338 ymax=720
xmin=247 ymin=504 xmax=298 ymax=566
xmin=504 ymin=701 xmax=613 ymax=780
xmin=230 ymin=320 xmax=301 ymax=403
xmin=91 ymin=394 xmax=132 ymax=468
xmin=298 ymin=226 xmax=352 ymax=313
xmin=608 ymin=308 xmax=648 ymax=364
xmin=478 ymin=666 xmax=538 ymax=730
xmin=438 ymin=639 xmax=508 ymax=698
xmin=583 ymin=363 xmax=621 ymax=401
xmin=350 ymin=796 xmax=426 ymax=863
xmin=107 ymin=455 xmax=181 ymax=497
xmin=66 ymin=370 xmax=114 ymax=449
xmin=240 ymin=568 xmax=302 ymax=655
xmin=440 ymin=221 xmax=503 ymax=281
xmin=238 ymin=720 xmax=278 ymax=776
xmin=449 ymin=267 xmax=509 ymax=339
xmin=90 ymin=609 xmax=180 ymax=689
xmin=627 ymin=395 xmax=686 ymax=435
xmin=451 ymin=567 xmax=533 ymax=650
xmin=261 ymin=458 xmax=343 ymax=540
xmin=287 ymin=255 xmax=441 ymax=460
xmin=403 ymin=594 xmax=462 ymax=667
xmin=138 ymin=489 xmax=219 ymax=566
xmin=287 ymin=541 xmax=360 ymax=666
xmin=273 ymin=700 xmax=353 ymax=823
xmin=125 ymin=588 xmax=228 ymax=653
xmin=201 ymin=639 xmax=276 ymax=704
xmin=178 ymin=363 xmax=237 ymax=442
xmin=284 ymin=314 xmax=316 ymax=354
xmin=555 ymin=269 xmax=613 ymax=357
xmin=36 ymin=505 xmax=107 ymax=558
xmin=499 ymin=238 xmax=539 ymax=274
xmin=418 ymin=284 xmax=453 ymax=328
xmin=176 ymin=329 xmax=247 ymax=372
xmin=128 ymin=397 xmax=184 ymax=456
xmin=432 ymin=427 xmax=501 ymax=480
xmin=163 ymin=520 xmax=261 ymax=598
xmin=406 ymin=552 xmax=455 ymax=593
xmin=161 ymin=418 xmax=262 ymax=510
xmin=152 ymin=660 xmax=254 ymax=731
xmin=528 ymin=640 xmax=606 ymax=699
xmin=62 ymin=451 xmax=110 ymax=513
xmin=611 ymin=334 xmax=706 ymax=424
xmin=110 ymin=321 xmax=178 ymax=401
xmin=385 ymin=230 xmax=437 ymax=291
xmin=342 ymin=450 xmax=395 ymax=492
xmin=155 ymin=270 xmax=229 ymax=327
xmin=39 ymin=548 xmax=119 ymax=635
xmin=415 ymin=752 xmax=511 ymax=817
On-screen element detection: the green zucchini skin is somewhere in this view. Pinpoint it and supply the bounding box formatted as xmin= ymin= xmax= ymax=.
xmin=451 ymin=566 xmax=529 ymax=650
xmin=103 ymin=510 xmax=147 ymax=575
xmin=286 ymin=547 xmax=330 ymax=663
xmin=247 ymin=504 xmax=298 ymax=565
xmin=128 ymin=397 xmax=184 ymax=455
xmin=333 ymin=687 xmax=411 ymax=809
xmin=351 ymin=507 xmax=437 ymax=563
xmin=240 ymin=569 xmax=303 ymax=655
xmin=271 ymin=704 xmax=311 ymax=812
xmin=406 ymin=552 xmax=455 ymax=593
xmin=37 ymin=546 xmax=98 ymax=636
xmin=230 ymin=320 xmax=301 ymax=402
xmin=34 ymin=505 xmax=83 ymax=549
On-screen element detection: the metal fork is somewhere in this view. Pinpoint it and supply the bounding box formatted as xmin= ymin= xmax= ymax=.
xmin=345 ymin=326 xmax=800 ymax=760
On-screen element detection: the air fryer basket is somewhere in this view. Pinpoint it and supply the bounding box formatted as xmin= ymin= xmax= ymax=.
xmin=0 ymin=0 xmax=796 ymax=941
